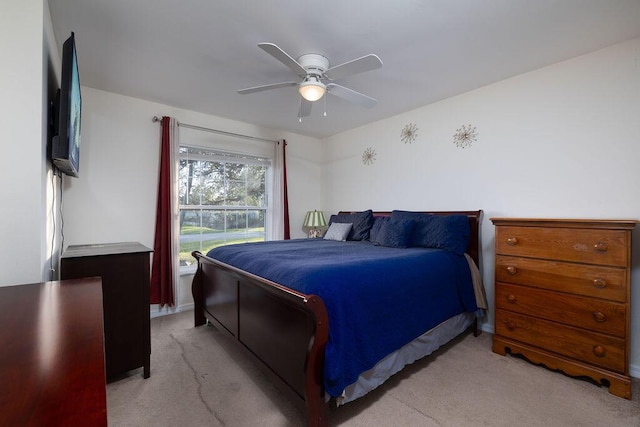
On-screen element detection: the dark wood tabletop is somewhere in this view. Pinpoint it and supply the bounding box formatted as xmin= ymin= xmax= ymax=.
xmin=0 ymin=278 xmax=107 ymax=426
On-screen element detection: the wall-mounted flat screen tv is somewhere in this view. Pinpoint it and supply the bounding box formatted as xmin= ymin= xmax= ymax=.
xmin=51 ymin=32 xmax=81 ymax=178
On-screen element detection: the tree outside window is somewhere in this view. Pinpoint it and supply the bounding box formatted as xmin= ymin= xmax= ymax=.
xmin=178 ymin=146 xmax=269 ymax=268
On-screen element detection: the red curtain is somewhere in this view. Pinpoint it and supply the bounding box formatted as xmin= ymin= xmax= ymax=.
xmin=282 ymin=140 xmax=290 ymax=240
xmin=150 ymin=116 xmax=174 ymax=306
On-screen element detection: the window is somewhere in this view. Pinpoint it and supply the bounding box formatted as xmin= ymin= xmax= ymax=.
xmin=178 ymin=146 xmax=271 ymax=269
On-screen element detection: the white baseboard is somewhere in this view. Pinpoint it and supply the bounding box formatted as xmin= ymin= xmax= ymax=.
xmin=479 ymin=323 xmax=494 ymax=334
xmin=630 ymin=364 xmax=640 ymax=379
xmin=149 ymin=302 xmax=194 ymax=318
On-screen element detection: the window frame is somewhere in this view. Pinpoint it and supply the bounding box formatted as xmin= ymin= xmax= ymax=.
xmin=177 ymin=144 xmax=273 ymax=273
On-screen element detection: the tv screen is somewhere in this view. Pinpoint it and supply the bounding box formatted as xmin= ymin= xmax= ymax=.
xmin=52 ymin=32 xmax=81 ymax=178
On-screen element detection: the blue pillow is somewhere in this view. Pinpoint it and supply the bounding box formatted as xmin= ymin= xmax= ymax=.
xmin=375 ymin=218 xmax=415 ymax=248
xmin=391 ymin=211 xmax=470 ymax=254
xmin=329 ymin=210 xmax=374 ymax=241
xmin=369 ymin=216 xmax=389 ymax=242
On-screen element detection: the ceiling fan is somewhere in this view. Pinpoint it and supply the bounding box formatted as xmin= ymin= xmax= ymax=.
xmin=238 ymin=43 xmax=383 ymax=119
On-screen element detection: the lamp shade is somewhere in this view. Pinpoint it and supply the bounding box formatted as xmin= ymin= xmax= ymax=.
xmin=299 ymin=77 xmax=326 ymax=102
xmin=303 ymin=210 xmax=327 ymax=228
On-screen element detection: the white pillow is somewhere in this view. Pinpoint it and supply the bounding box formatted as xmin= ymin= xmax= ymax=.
xmin=323 ymin=222 xmax=352 ymax=241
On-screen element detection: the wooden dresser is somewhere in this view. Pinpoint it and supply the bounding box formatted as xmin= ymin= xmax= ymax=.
xmin=0 ymin=279 xmax=107 ymax=426
xmin=491 ymin=218 xmax=636 ymax=399
xmin=61 ymin=242 xmax=152 ymax=381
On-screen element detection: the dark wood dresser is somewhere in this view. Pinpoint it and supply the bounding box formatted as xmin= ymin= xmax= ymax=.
xmin=61 ymin=242 xmax=152 ymax=380
xmin=0 ymin=278 xmax=107 ymax=426
xmin=491 ymin=218 xmax=636 ymax=398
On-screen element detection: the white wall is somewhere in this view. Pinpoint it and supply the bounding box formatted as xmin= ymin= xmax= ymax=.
xmin=62 ymin=87 xmax=324 ymax=311
xmin=322 ymin=38 xmax=640 ymax=374
xmin=0 ymin=0 xmax=54 ymax=287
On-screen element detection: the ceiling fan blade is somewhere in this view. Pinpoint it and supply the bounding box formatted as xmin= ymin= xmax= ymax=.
xmin=237 ymin=81 xmax=298 ymax=94
xmin=298 ymin=98 xmax=312 ymax=118
xmin=258 ymin=43 xmax=307 ymax=77
xmin=324 ymin=54 xmax=382 ymax=80
xmin=327 ymin=84 xmax=377 ymax=108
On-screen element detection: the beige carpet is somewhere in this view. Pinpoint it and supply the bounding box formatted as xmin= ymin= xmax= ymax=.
xmin=107 ymin=311 xmax=640 ymax=426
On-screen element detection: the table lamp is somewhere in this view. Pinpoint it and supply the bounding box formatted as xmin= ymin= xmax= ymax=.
xmin=303 ymin=210 xmax=327 ymax=238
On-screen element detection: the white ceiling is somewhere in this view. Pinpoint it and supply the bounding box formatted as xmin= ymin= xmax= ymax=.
xmin=48 ymin=0 xmax=640 ymax=139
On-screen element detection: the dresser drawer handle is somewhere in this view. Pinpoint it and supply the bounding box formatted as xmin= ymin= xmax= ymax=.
xmin=594 ymin=241 xmax=608 ymax=252
xmin=592 ymin=278 xmax=607 ymax=289
xmin=506 ymin=321 xmax=516 ymax=330
xmin=506 ymin=266 xmax=518 ymax=275
xmin=506 ymin=294 xmax=517 ymax=303
xmin=506 ymin=237 xmax=519 ymax=246
xmin=592 ymin=345 xmax=606 ymax=358
xmin=592 ymin=312 xmax=607 ymax=323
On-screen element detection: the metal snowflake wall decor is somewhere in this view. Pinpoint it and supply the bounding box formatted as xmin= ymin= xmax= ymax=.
xmin=453 ymin=124 xmax=478 ymax=148
xmin=362 ymin=147 xmax=376 ymax=165
xmin=400 ymin=123 xmax=418 ymax=144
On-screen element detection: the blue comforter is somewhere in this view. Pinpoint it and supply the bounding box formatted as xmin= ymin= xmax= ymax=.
xmin=207 ymin=238 xmax=477 ymax=397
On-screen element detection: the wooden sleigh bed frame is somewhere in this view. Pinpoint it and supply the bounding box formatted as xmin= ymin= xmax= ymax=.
xmin=191 ymin=210 xmax=483 ymax=427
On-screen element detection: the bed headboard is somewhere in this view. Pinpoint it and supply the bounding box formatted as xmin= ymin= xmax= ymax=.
xmin=337 ymin=210 xmax=483 ymax=267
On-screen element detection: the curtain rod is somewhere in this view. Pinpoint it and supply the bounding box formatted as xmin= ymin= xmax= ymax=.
xmin=152 ymin=116 xmax=278 ymax=144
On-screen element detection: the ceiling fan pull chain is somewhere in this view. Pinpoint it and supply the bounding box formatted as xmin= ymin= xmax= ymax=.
xmin=324 ymin=94 xmax=327 ymax=117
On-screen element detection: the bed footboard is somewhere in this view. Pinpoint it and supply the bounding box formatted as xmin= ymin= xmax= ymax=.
xmin=191 ymin=251 xmax=329 ymax=427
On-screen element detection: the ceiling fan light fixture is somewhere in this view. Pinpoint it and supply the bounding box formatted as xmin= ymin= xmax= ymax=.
xmin=299 ymin=77 xmax=326 ymax=102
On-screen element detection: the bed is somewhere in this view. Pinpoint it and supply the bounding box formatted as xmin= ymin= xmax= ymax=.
xmin=191 ymin=210 xmax=485 ymax=427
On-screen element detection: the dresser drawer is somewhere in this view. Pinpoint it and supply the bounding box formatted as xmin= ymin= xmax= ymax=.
xmin=495 ymin=309 xmax=625 ymax=373
xmin=495 ymin=226 xmax=628 ymax=267
xmin=496 ymin=283 xmax=626 ymax=338
xmin=495 ymin=255 xmax=627 ymax=302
